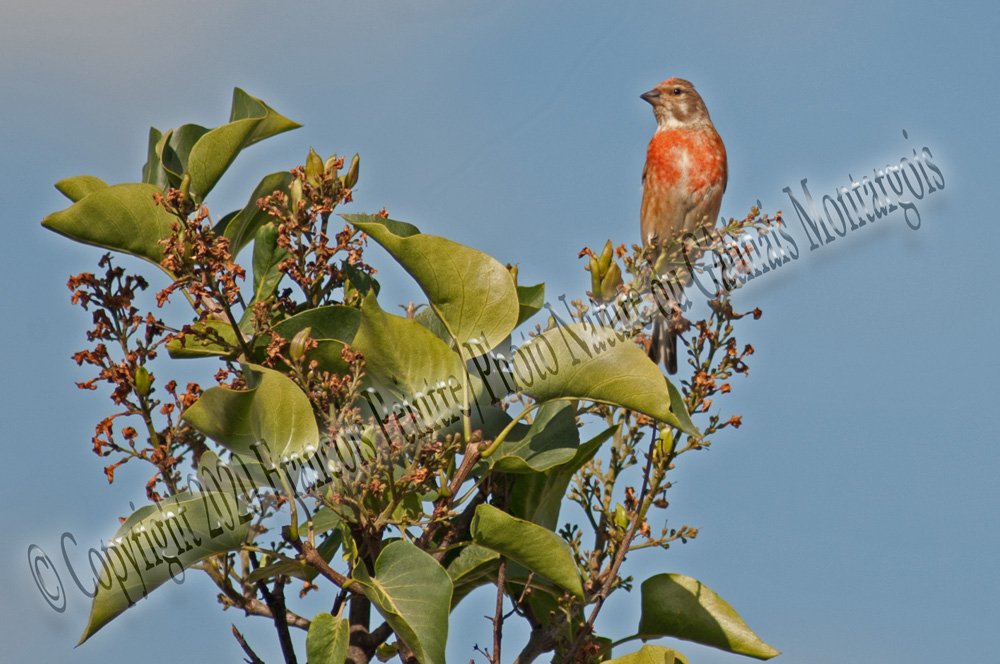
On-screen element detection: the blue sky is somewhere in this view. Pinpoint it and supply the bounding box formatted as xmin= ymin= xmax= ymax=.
xmin=4 ymin=1 xmax=999 ymax=662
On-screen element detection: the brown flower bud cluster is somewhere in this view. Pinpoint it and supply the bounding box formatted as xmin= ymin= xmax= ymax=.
xmin=256 ymin=151 xmax=375 ymax=309
xmin=68 ymin=254 xmax=202 ymax=499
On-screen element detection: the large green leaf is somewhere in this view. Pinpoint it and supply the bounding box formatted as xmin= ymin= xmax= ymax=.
xmin=77 ymin=491 xmax=250 ymax=644
xmin=345 ymin=214 xmax=519 ymax=353
xmin=471 ymin=504 xmax=583 ymax=599
xmin=42 ymin=183 xmax=177 ymax=271
xmin=606 ymin=645 xmax=689 ymax=664
xmin=491 ymin=401 xmax=579 ymax=473
xmin=222 ymin=170 xmax=295 ymax=257
xmin=510 ymin=322 xmax=698 ymax=435
xmin=307 ymin=612 xmax=350 ymax=664
xmin=55 ymin=175 xmax=108 ymax=203
xmin=637 ymin=574 xmax=780 ymax=660
xmin=182 ymin=363 xmax=319 ymax=459
xmin=185 ymin=89 xmax=300 ymax=202
xmin=354 ymin=292 xmax=481 ymax=437
xmin=352 ymin=541 xmax=452 ymax=664
xmin=509 ymin=425 xmax=615 ymax=529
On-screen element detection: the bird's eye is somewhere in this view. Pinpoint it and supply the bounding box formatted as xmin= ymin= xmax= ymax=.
xmin=672 ymin=88 xmax=683 ymax=95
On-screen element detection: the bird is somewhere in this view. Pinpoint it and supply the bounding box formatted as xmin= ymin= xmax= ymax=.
xmin=639 ymin=78 xmax=727 ymax=373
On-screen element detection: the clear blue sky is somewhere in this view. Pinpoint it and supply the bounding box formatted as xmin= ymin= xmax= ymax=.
xmin=4 ymin=2 xmax=999 ymax=663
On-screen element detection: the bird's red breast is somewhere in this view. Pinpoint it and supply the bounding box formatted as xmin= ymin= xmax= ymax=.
xmin=641 ymin=126 xmax=727 ymax=247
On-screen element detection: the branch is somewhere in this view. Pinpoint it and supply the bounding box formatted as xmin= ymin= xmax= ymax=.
xmin=416 ymin=438 xmax=486 ymax=560
xmin=560 ymin=429 xmax=661 ymax=663
xmin=289 ymin=536 xmax=362 ymax=592
xmin=200 ymin=558 xmax=310 ymax=630
xmin=232 ymin=624 xmax=267 ymax=664
xmin=256 ymin=576 xmax=298 ymax=664
xmin=492 ymin=555 xmax=507 ymax=664
xmin=431 ymin=489 xmax=486 ymax=562
xmin=491 ymin=475 xmax=512 ymax=664
xmin=239 ymin=597 xmax=312 ymax=630
xmin=512 ymin=623 xmax=563 ymax=664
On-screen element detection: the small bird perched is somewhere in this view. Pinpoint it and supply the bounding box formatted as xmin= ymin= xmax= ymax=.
xmin=640 ymin=78 xmax=727 ymax=373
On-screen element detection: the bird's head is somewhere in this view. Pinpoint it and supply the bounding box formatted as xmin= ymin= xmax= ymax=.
xmin=641 ymin=78 xmax=713 ymax=130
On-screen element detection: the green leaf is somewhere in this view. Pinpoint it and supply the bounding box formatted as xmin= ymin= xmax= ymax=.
xmin=142 ymin=126 xmax=169 ymax=189
xmin=270 ymin=306 xmax=363 ymax=375
xmin=510 ymin=322 xmax=698 ymax=436
xmin=516 ymin=283 xmax=545 ymax=327
xmin=196 ymin=449 xmax=266 ymax=497
xmin=352 ymin=541 xmax=451 ymax=664
xmin=166 ymin=320 xmax=241 ymax=359
xmin=158 ymin=124 xmax=210 ymax=184
xmin=42 ymin=183 xmax=177 ymax=271
xmin=306 ymin=612 xmax=350 ymax=664
xmin=223 ymin=171 xmax=296 ymax=257
xmin=606 ymin=645 xmax=689 ymax=664
xmin=445 ymin=544 xmax=499 ymax=608
xmin=491 ymin=401 xmax=579 ymax=473
xmin=273 ymin=305 xmax=361 ymax=345
xmin=182 ymin=363 xmax=319 ymax=459
xmin=305 ymin=506 xmax=344 ymax=534
xmin=637 ymin=574 xmax=780 ymax=660
xmin=77 ymin=491 xmax=250 ymax=644
xmin=354 ymin=292 xmax=480 ymax=436
xmin=55 ymin=175 xmax=108 ymax=202
xmin=510 ymin=425 xmax=615 ymax=529
xmin=471 ymin=504 xmax=583 ymax=599
xmin=185 ymin=89 xmax=300 ymax=202
xmin=249 ymin=223 xmax=289 ymax=306
xmin=413 ymin=307 xmax=452 ymax=346
xmin=666 ymin=379 xmax=697 ymax=439
xmin=229 ymin=87 xmax=302 ymax=144
xmin=345 ymin=214 xmax=520 ymax=352
xmin=343 ymin=262 xmax=380 ymax=304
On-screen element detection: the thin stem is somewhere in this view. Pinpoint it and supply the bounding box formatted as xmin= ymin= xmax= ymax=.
xmin=232 ymin=624 xmax=267 ymax=664
xmin=491 ymin=475 xmax=512 ymax=664
xmin=214 ymin=276 xmax=253 ymax=359
xmin=493 ymin=555 xmax=507 ymax=664
xmin=560 ymin=426 xmax=661 ymax=664
xmin=287 ymin=537 xmax=360 ymax=592
xmin=415 ymin=438 xmax=485 ymax=556
xmin=255 ymin=576 xmax=297 ymax=664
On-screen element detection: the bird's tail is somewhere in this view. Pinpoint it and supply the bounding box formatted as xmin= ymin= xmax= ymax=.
xmin=648 ymin=314 xmax=678 ymax=374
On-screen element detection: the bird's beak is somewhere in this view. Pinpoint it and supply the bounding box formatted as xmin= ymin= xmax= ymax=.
xmin=641 ymin=89 xmax=660 ymax=105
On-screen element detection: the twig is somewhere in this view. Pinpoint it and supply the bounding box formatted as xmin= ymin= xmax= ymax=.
xmin=288 ymin=536 xmax=361 ymax=592
xmin=492 ymin=555 xmax=507 ymax=664
xmin=412 ymin=440 xmax=487 ymax=565
xmin=239 ymin=597 xmax=312 ymax=630
xmin=256 ymin=576 xmax=298 ymax=664
xmin=490 ymin=475 xmax=512 ymax=664
xmin=232 ymin=624 xmax=267 ymax=664
xmin=560 ymin=428 xmax=660 ymax=663
xmin=200 ymin=558 xmax=310 ymax=630
xmin=431 ymin=491 xmax=486 ymax=562
xmin=251 ymin=552 xmax=297 ymax=664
